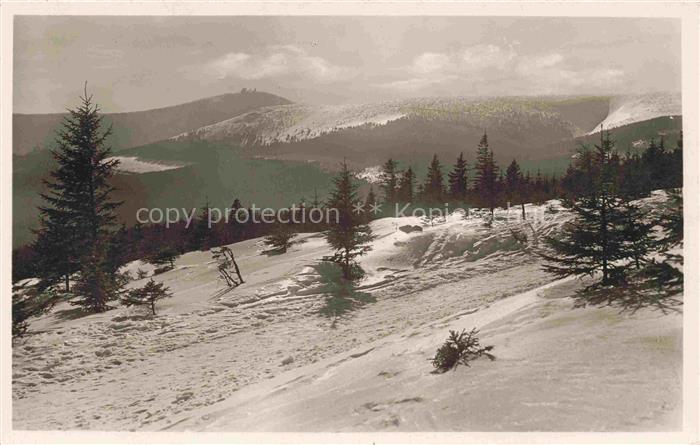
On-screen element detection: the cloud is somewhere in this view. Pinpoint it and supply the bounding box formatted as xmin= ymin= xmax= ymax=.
xmin=200 ymin=45 xmax=353 ymax=83
xmin=377 ymin=44 xmax=625 ymax=94
xmin=459 ymin=44 xmax=516 ymax=71
xmin=377 ymin=76 xmax=453 ymax=92
xmin=410 ymin=52 xmax=451 ymax=74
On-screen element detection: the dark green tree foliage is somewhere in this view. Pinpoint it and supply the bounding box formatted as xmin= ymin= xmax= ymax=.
xmin=73 ymin=247 xmax=122 ymax=312
xmin=643 ymin=188 xmax=684 ymax=291
xmin=661 ymin=189 xmax=683 ymax=249
xmin=33 ymin=88 xmax=122 ymax=311
xmin=189 ymin=200 xmax=213 ymax=251
xmin=105 ymin=223 xmax=130 ymax=274
xmin=642 ymin=138 xmax=667 ymax=191
xmin=364 ymin=186 xmax=377 ymax=209
xmin=12 ymin=285 xmax=61 ymax=338
xmin=670 ymin=131 xmax=683 ymax=185
xmin=264 ymin=222 xmax=299 ymax=253
xmin=363 ymin=186 xmax=378 ymax=221
xmin=379 ymin=159 xmax=399 ymax=204
xmin=325 ymin=162 xmax=375 ymax=280
xmin=447 ymin=152 xmax=468 ymax=202
xmin=560 ymin=145 xmax=598 ymax=199
xmin=543 ymin=131 xmax=628 ymax=285
xmin=397 ymin=166 xmax=416 ymax=203
xmin=32 ymin=214 xmax=77 ymax=292
xmin=618 ymin=152 xmax=648 ymax=199
xmin=121 ymin=278 xmax=173 ymax=315
xmin=533 ymin=169 xmax=545 ymax=204
xmin=148 ymin=246 xmax=180 ymax=271
xmin=505 ymin=159 xmax=526 ymax=219
xmin=12 ymin=247 xmax=37 ymax=284
xmin=421 ymin=154 xmax=446 ymax=204
xmin=620 ymin=201 xmax=655 ymax=270
xmin=473 ymin=134 xmax=498 ymax=213
xmin=431 ymin=328 xmax=495 ymax=373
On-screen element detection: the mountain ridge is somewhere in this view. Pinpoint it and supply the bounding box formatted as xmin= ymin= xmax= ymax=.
xmin=12 ymin=90 xmax=292 ymax=156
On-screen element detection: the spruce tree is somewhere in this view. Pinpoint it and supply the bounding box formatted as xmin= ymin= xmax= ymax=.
xmin=560 ymin=145 xmax=598 ymax=199
xmin=447 ymin=152 xmax=468 ymax=202
xmin=619 ymin=152 xmax=649 ymax=199
xmin=189 ymin=199 xmax=212 ymax=251
xmin=379 ymin=159 xmax=399 ymax=204
xmin=642 ymin=138 xmax=666 ymax=191
xmin=397 ymin=166 xmax=416 ymax=203
xmin=658 ymin=188 xmax=683 ymax=265
xmin=421 ymin=154 xmax=445 ymax=204
xmin=533 ymin=169 xmax=544 ymax=204
xmin=643 ymin=188 xmax=684 ymax=292
xmin=364 ymin=186 xmax=378 ymax=221
xmin=473 ymin=134 xmax=498 ymax=214
xmin=670 ymin=132 xmax=683 ymax=188
xmin=325 ymin=162 xmax=375 ymax=280
xmin=542 ymin=131 xmax=628 ymax=285
xmin=620 ymin=201 xmax=655 ymax=269
xmin=33 ymin=86 xmax=122 ymax=311
xmin=505 ymin=159 xmax=526 ymax=219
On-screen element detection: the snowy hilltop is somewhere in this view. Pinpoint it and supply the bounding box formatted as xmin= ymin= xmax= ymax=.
xmin=589 ymin=92 xmax=682 ymax=134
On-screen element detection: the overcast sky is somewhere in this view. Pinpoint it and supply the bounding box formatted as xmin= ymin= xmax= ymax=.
xmin=14 ymin=16 xmax=681 ymax=114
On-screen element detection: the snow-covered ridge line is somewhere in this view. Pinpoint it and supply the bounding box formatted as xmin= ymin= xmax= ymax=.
xmin=589 ymin=92 xmax=681 ymax=134
xmin=167 ymin=95 xmax=605 ymax=148
xmin=170 ymin=103 xmax=407 ymax=146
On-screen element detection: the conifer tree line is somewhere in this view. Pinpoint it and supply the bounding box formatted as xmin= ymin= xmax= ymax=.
xmin=373 ymin=131 xmax=682 ymax=216
xmin=375 ymin=134 xmax=563 ymax=217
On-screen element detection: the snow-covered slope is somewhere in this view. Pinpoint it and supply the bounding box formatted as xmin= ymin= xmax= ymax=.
xmin=108 ymin=156 xmax=189 ymax=174
xmin=161 ymin=277 xmax=681 ymax=432
xmin=589 ymin=92 xmax=681 ymax=134
xmin=171 ymin=103 xmax=406 ymax=146
xmin=12 ymin=202 xmax=682 ymax=431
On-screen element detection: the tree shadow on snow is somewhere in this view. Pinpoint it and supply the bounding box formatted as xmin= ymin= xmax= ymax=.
xmin=314 ymin=262 xmax=375 ymax=319
xmin=572 ymin=264 xmax=683 ymax=315
xmin=261 ymin=247 xmax=286 ymax=257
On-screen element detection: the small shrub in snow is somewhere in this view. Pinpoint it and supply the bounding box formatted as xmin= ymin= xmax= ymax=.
xmin=136 ymin=268 xmax=148 ymax=280
xmin=148 ymin=247 xmax=180 ymax=272
xmin=263 ymin=224 xmax=301 ymax=254
xmin=431 ymin=328 xmax=495 ymax=373
xmin=12 ymin=285 xmax=62 ymax=339
xmin=213 ymin=246 xmax=244 ymax=288
xmin=121 ymin=279 xmax=173 ymax=315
